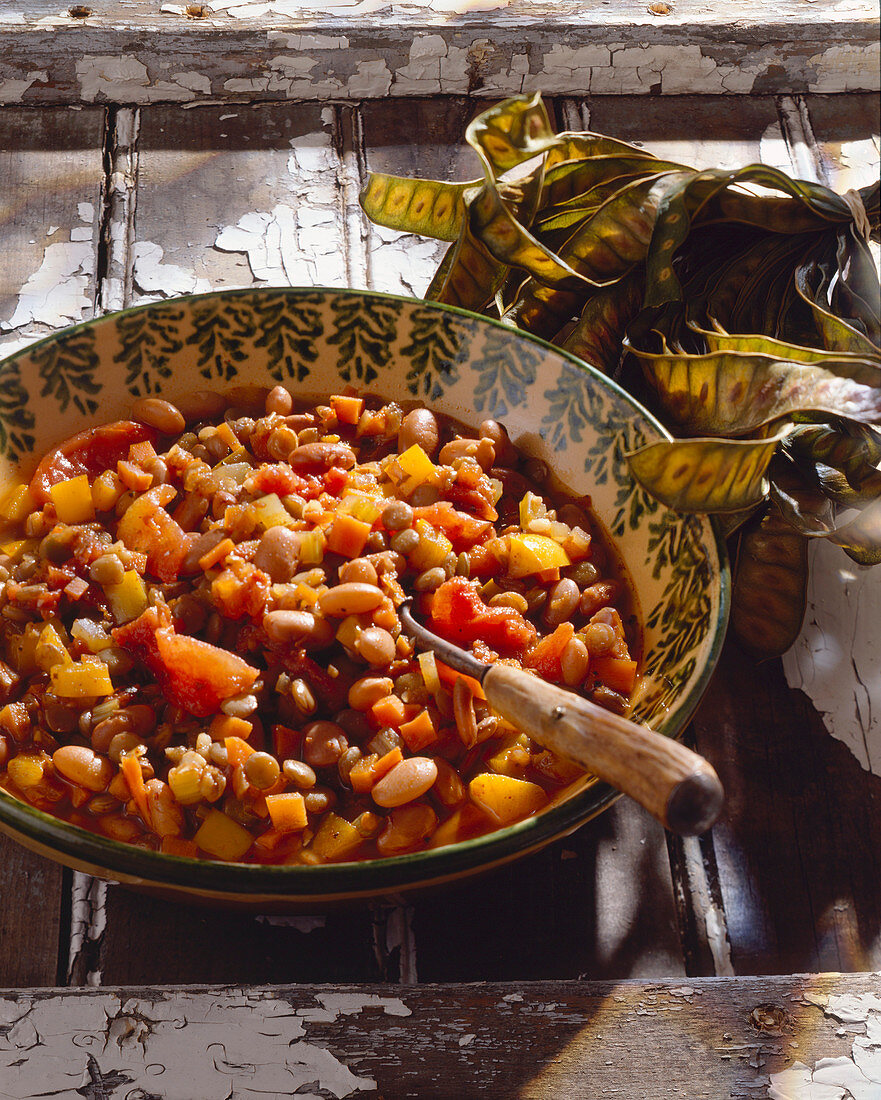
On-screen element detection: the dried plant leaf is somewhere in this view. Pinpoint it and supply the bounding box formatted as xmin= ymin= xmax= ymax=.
xmin=465 ymin=92 xmax=558 ymax=176
xmin=731 ymin=502 xmax=809 ymax=659
xmin=561 ymin=269 xmax=644 ymax=375
xmin=359 ymin=175 xmax=478 ymax=242
xmin=626 ymin=338 xmax=881 ymax=436
xmin=692 ymin=321 xmax=869 ymax=363
xmin=627 ymin=432 xmax=785 ymax=513
xmin=426 ymin=222 xmax=507 ymax=311
xmin=795 ymin=258 xmax=881 ymax=357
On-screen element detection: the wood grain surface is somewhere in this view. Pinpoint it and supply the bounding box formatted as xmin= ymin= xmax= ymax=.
xmin=2 ymin=0 xmax=878 ymax=105
xmin=1 ymin=973 xmax=879 ymax=1098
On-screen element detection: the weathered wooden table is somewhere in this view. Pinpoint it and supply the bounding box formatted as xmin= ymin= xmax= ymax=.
xmin=1 ymin=6 xmax=880 ymax=1096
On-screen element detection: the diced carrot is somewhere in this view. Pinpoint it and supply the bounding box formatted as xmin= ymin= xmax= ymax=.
xmin=198 ymin=536 xmax=235 ymax=571
xmin=592 ymin=656 xmax=638 ymax=695
xmin=253 ymin=827 xmax=288 ymax=852
xmin=399 ymin=709 xmax=438 ymax=752
xmin=523 ymin=623 xmax=575 ymax=684
xmin=272 ymin=724 xmax=302 ymax=760
xmin=215 ymin=422 xmax=239 ymax=451
xmin=161 ymin=836 xmax=199 ymax=858
xmin=330 ymin=394 xmax=364 ymax=425
xmin=266 ymin=792 xmax=308 ymax=833
xmin=370 ymin=693 xmax=407 ymax=729
xmin=326 ymin=512 xmax=371 ymax=558
xmin=349 ymin=754 xmax=380 ymax=793
xmin=209 ymin=714 xmax=253 ymax=742
xmin=435 ymin=658 xmax=487 ymax=702
xmin=224 ymin=735 xmax=255 ymax=769
xmin=120 ymin=752 xmax=150 ymax=823
xmin=128 ymin=439 xmax=157 ymax=466
xmin=372 ymin=746 xmax=403 ymax=780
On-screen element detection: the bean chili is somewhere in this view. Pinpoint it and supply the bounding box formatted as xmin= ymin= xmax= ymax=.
xmin=0 ymin=391 xmax=639 ymax=864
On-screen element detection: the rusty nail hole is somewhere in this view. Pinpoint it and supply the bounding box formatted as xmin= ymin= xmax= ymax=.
xmin=649 ymin=2 xmax=671 ymax=12
xmin=750 ymin=1004 xmax=787 ymax=1033
xmin=186 ymin=2 xmax=209 ymax=15
xmin=68 ymin=4 xmax=92 ymax=15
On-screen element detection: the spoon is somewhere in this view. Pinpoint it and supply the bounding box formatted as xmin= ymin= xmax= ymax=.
xmin=398 ymin=600 xmax=723 ymax=836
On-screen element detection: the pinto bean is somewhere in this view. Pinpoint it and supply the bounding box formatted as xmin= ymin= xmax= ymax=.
xmin=398 ymin=409 xmax=439 ymax=456
xmin=263 ymin=610 xmax=335 ymax=648
xmin=52 ymin=745 xmax=113 ymax=792
xmin=132 ymin=397 xmax=186 ymax=435
xmin=303 ymin=721 xmax=348 ymax=767
xmin=265 ymin=385 xmax=293 ymax=416
xmin=338 ymin=558 xmax=378 ymax=586
xmin=253 ymin=526 xmax=302 ymax=583
xmin=372 ymin=757 xmax=438 ymax=808
xmin=317 ymin=582 xmax=384 ymax=617
xmin=479 ymin=419 xmax=518 ymax=466
xmin=289 ymin=442 xmax=356 ymax=473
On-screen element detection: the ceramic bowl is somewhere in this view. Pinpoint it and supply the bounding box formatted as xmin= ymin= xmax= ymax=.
xmin=0 ymin=288 xmax=729 ymax=906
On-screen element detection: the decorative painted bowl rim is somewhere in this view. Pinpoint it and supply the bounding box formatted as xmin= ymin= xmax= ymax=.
xmin=0 ymin=287 xmax=730 ymax=900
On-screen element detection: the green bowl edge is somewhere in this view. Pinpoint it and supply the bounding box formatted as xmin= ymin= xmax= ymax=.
xmin=0 ymin=286 xmax=731 ymax=897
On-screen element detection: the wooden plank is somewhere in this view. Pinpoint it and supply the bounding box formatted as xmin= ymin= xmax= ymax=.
xmin=1 ymin=973 xmax=879 ymax=1097
xmin=691 ymin=642 xmax=881 ymax=975
xmin=0 ymin=105 xmax=106 ymax=359
xmin=804 ymin=92 xmax=881 ymax=193
xmin=130 ymin=101 xmax=348 ymax=304
xmin=1 ymin=2 xmax=878 ymax=106
xmin=413 ymin=800 xmax=686 ymax=981
xmin=581 ymin=95 xmax=781 ymax=169
xmin=0 ymin=105 xmax=107 ymax=987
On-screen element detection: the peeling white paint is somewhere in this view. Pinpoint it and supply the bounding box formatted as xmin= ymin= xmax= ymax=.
xmin=0 ymin=991 xmax=379 ymax=1099
xmin=76 ymin=55 xmax=213 ymax=103
xmin=782 ymin=543 xmax=881 ymax=777
xmin=769 ymin=992 xmax=881 ymax=1100
xmin=0 ymin=236 xmax=93 ymax=331
xmin=366 ymin=224 xmax=445 ymax=298
xmin=67 ymin=873 xmax=106 ymax=987
xmin=393 ymin=34 xmax=470 ymax=95
xmin=300 ymin=993 xmax=412 ymax=1020
xmin=133 ymin=241 xmax=212 ymax=299
xmin=807 ymin=43 xmax=881 ymax=93
xmin=0 ymin=70 xmax=45 ymax=102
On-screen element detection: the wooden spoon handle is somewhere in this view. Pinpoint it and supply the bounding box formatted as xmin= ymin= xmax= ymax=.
xmin=482 ymin=663 xmax=723 ymax=836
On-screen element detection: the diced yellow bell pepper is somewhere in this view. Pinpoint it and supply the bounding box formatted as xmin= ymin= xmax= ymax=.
xmin=35 ymin=623 xmax=72 ymax=672
xmin=51 ymin=656 xmax=114 ymax=698
xmin=506 ymin=533 xmax=571 ymax=578
xmin=298 ymin=528 xmax=326 ymax=565
xmin=335 ymin=614 xmax=363 ymax=652
xmin=408 ymin=520 xmax=452 ymax=571
xmin=398 ymin=444 xmax=435 ymax=484
xmin=339 ymin=490 xmax=383 ymax=525
xmin=104 ymin=570 xmax=148 ymax=624
xmin=309 ymin=812 xmax=363 ymax=861
xmin=518 ymin=491 xmax=547 ymax=529
xmin=487 ymin=733 xmax=533 ymax=779
xmin=251 ymin=493 xmax=295 ymax=530
xmin=0 ymin=483 xmax=36 ymax=523
xmin=49 ymin=475 xmax=96 ymax=524
xmin=194 ymin=809 xmax=254 ymax=861
xmin=468 ymin=773 xmax=548 ymax=825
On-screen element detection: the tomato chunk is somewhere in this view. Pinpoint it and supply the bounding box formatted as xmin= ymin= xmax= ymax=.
xmin=523 ymin=623 xmax=575 ymax=683
xmin=426 ymin=577 xmax=536 ymax=657
xmin=116 ymin=485 xmax=187 ymax=582
xmin=114 ymin=607 xmax=259 ymax=717
xmin=412 ymin=502 xmax=493 ymax=549
xmin=30 ymin=421 xmax=158 ymax=503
